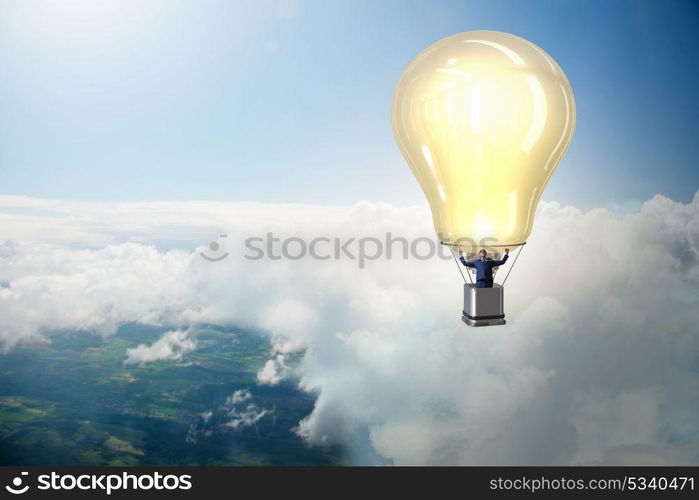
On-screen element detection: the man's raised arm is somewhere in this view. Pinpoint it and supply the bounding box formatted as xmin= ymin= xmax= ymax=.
xmin=458 ymin=251 xmax=475 ymax=267
xmin=492 ymin=249 xmax=510 ymax=266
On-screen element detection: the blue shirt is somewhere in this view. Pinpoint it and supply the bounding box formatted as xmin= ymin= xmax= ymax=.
xmin=459 ymin=254 xmax=509 ymax=281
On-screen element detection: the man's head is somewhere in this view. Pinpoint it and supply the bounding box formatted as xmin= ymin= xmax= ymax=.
xmin=478 ymin=249 xmax=487 ymax=259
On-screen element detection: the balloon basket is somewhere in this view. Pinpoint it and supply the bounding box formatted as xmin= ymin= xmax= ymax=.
xmin=462 ymin=283 xmax=506 ymax=327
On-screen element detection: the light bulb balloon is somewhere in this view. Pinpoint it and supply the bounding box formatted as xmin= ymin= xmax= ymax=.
xmin=392 ymin=30 xmax=575 ymax=255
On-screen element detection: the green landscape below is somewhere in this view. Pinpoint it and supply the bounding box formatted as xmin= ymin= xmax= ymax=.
xmin=0 ymin=324 xmax=342 ymax=466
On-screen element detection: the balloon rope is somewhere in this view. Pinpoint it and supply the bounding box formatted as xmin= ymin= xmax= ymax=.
xmin=501 ymin=244 xmax=525 ymax=286
xmin=451 ymin=248 xmax=472 ymax=284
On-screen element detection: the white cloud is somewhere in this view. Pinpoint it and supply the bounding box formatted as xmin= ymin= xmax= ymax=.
xmin=222 ymin=389 xmax=270 ymax=430
xmin=188 ymin=389 xmax=271 ymax=442
xmin=124 ymin=329 xmax=196 ymax=365
xmin=225 ymin=405 xmax=268 ymax=430
xmin=257 ymin=354 xmax=290 ymax=385
xmin=1 ymin=192 xmax=698 ymax=464
xmin=226 ymin=389 xmax=252 ymax=405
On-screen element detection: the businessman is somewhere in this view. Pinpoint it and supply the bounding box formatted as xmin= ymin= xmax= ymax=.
xmin=459 ymin=248 xmax=509 ymax=288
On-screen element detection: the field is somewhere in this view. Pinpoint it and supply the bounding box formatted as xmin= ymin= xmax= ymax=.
xmin=0 ymin=324 xmax=342 ymax=465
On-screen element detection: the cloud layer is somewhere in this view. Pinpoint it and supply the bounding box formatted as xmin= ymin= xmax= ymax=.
xmin=0 ymin=193 xmax=698 ymax=465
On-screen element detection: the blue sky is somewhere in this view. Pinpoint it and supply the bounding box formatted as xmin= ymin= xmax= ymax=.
xmin=1 ymin=0 xmax=697 ymax=209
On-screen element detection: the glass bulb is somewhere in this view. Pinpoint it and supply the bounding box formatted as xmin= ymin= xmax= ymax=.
xmin=392 ymin=30 xmax=576 ymax=253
